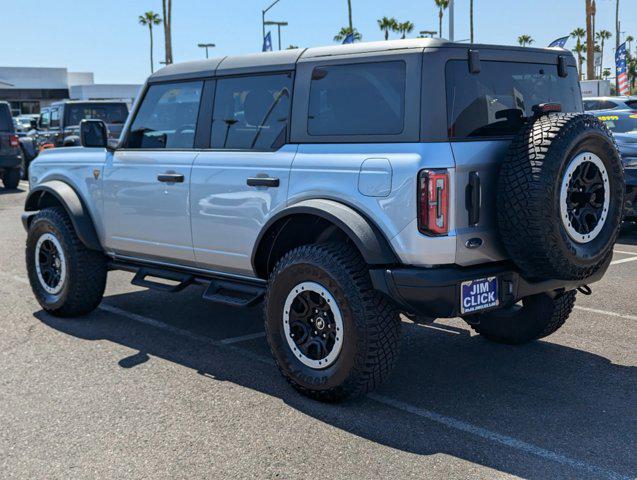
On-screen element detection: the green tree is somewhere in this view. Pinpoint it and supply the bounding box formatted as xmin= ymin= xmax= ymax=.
xmin=596 ymin=30 xmax=612 ymax=79
xmin=398 ymin=21 xmax=415 ymax=39
xmin=517 ymin=34 xmax=534 ymax=47
xmin=139 ymin=11 xmax=162 ymax=74
xmin=377 ymin=16 xmax=398 ymax=40
xmin=434 ymin=0 xmax=449 ymax=38
xmin=571 ymin=28 xmax=587 ymax=80
xmin=627 ymin=35 xmax=634 ymax=53
xmin=334 ymin=26 xmax=362 ymax=42
xmin=602 ymin=67 xmax=611 ymax=80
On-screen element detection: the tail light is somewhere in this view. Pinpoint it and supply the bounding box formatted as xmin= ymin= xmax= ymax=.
xmin=418 ymin=169 xmax=450 ymax=235
xmin=9 ymin=135 xmax=19 ymax=148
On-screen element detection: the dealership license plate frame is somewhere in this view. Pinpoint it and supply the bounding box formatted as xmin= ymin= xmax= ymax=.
xmin=460 ymin=276 xmax=499 ymax=315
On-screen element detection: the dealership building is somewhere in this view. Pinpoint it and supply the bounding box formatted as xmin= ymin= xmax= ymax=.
xmin=0 ymin=66 xmax=141 ymax=116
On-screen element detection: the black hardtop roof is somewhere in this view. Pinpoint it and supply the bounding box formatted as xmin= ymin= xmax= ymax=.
xmin=148 ymin=38 xmax=575 ymax=83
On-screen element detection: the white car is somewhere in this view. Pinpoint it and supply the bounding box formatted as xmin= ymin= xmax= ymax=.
xmin=583 ymin=96 xmax=637 ymax=112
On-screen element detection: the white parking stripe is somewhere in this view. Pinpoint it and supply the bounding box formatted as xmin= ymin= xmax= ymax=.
xmin=574 ymin=305 xmax=637 ymax=321
xmin=610 ymin=256 xmax=637 ymax=265
xmin=420 ymin=324 xmax=461 ymax=335
xmin=0 ymin=271 xmax=632 ymax=478
xmin=220 ymin=331 xmax=265 ymax=344
xmin=613 ymin=250 xmax=637 ymax=255
xmin=368 ymin=394 xmax=629 ymax=480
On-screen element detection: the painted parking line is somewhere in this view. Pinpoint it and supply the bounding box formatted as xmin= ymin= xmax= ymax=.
xmin=610 ymin=256 xmax=637 ymax=265
xmin=419 ymin=324 xmax=461 ymax=335
xmin=0 ymin=270 xmax=630 ymax=479
xmin=220 ymin=331 xmax=265 ymax=344
xmin=574 ymin=305 xmax=637 ymax=321
xmin=613 ymin=250 xmax=637 ymax=255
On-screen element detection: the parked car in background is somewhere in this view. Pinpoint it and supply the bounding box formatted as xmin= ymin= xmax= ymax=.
xmin=30 ymin=100 xmax=129 ymax=148
xmin=0 ymin=101 xmax=24 ymax=189
xmin=14 ymin=114 xmax=39 ymax=133
xmin=594 ymin=109 xmax=637 ymax=220
xmin=583 ymin=96 xmax=637 ymax=112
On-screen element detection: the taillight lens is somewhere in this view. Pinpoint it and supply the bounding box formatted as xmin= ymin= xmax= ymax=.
xmin=418 ymin=169 xmax=450 ymax=235
xmin=9 ymin=135 xmax=19 ymax=148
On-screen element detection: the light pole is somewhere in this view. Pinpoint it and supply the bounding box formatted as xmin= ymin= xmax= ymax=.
xmin=264 ymin=20 xmax=288 ymax=50
xmin=262 ymin=0 xmax=282 ymax=42
xmin=197 ymin=43 xmax=216 ymax=59
xmin=448 ymin=0 xmax=455 ymax=41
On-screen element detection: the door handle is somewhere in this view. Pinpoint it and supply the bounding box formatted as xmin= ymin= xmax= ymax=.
xmin=157 ymin=173 xmax=184 ymax=183
xmin=246 ymin=177 xmax=280 ymax=188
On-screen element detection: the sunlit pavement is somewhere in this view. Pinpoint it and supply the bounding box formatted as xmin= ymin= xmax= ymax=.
xmin=1 ymin=181 xmax=635 ymax=480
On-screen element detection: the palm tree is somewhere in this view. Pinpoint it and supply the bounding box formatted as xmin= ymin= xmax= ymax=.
xmin=571 ymin=27 xmax=586 ymax=80
xmin=596 ymin=30 xmax=612 ymax=79
xmin=434 ymin=0 xmax=449 ymax=39
xmin=377 ymin=16 xmax=398 ymax=41
xmin=469 ymin=0 xmax=474 ymax=43
xmin=161 ymin=0 xmax=173 ymax=65
xmin=627 ymin=35 xmax=634 ymax=53
xmin=602 ymin=67 xmax=611 ymax=80
xmin=398 ymin=21 xmax=415 ymax=39
xmin=334 ymin=26 xmax=362 ymax=42
xmin=517 ymin=35 xmax=534 ymax=47
xmin=139 ymin=11 xmax=162 ymax=74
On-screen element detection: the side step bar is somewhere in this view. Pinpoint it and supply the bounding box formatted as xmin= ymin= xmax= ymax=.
xmin=110 ymin=261 xmax=266 ymax=308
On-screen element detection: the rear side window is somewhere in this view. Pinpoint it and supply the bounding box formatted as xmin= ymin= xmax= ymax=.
xmin=126 ymin=81 xmax=203 ymax=149
xmin=211 ymin=73 xmax=292 ymax=150
xmin=446 ymin=61 xmax=582 ymax=139
xmin=307 ymin=61 xmax=406 ymax=136
xmin=0 ymin=104 xmax=12 ymax=131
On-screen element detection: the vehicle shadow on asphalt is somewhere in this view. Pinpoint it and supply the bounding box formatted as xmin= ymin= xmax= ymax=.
xmin=619 ymin=222 xmax=637 ymax=245
xmin=35 ymin=287 xmax=637 ymax=480
xmin=0 ymin=187 xmax=25 ymax=195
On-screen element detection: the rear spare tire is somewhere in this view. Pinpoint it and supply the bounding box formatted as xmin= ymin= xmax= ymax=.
xmin=498 ymin=113 xmax=624 ymax=280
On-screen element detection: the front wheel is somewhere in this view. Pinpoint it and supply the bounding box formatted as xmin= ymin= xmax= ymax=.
xmin=264 ymin=243 xmax=401 ymax=402
xmin=463 ymin=290 xmax=576 ymax=345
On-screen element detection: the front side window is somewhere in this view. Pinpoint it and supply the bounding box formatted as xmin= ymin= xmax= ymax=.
xmin=308 ymin=61 xmax=406 ymax=136
xmin=50 ymin=108 xmax=60 ymax=128
xmin=40 ymin=110 xmax=51 ymax=128
xmin=66 ymin=103 xmax=129 ymax=126
xmin=211 ymin=73 xmax=292 ymax=150
xmin=446 ymin=60 xmax=582 ymax=139
xmin=126 ymin=81 xmax=203 ymax=149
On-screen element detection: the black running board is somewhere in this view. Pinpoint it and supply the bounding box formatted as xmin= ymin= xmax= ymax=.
xmin=110 ymin=259 xmax=266 ymax=308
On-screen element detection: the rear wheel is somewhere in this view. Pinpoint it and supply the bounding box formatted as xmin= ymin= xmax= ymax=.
xmin=26 ymin=207 xmax=107 ymax=317
xmin=464 ymin=290 xmax=576 ymax=345
xmin=264 ymin=242 xmax=401 ymax=402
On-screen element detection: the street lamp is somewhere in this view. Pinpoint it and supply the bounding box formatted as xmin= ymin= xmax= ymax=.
xmin=262 ymin=0 xmax=282 ymax=41
xmin=264 ymin=20 xmax=288 ymax=50
xmin=197 ymin=43 xmax=216 ymax=59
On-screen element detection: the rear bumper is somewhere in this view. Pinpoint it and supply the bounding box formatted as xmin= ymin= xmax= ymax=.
xmin=370 ymin=260 xmax=610 ymax=318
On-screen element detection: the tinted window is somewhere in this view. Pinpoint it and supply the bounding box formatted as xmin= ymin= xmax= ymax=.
xmin=126 ymin=81 xmax=203 ymax=149
xmin=598 ymin=100 xmax=618 ymax=110
xmin=583 ymin=100 xmax=599 ymax=111
xmin=596 ymin=113 xmax=637 ymax=133
xmin=211 ymin=74 xmax=292 ymax=150
xmin=308 ymin=62 xmax=406 ymax=136
xmin=0 ymin=104 xmax=12 ymax=131
xmin=40 ymin=110 xmax=51 ymax=128
xmin=446 ymin=61 xmax=582 ymax=139
xmin=625 ymin=100 xmax=637 ymax=109
xmin=50 ymin=108 xmax=60 ymax=128
xmin=66 ymin=103 xmax=129 ymax=126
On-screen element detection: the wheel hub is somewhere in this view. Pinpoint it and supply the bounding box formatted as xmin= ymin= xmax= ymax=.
xmin=35 ymin=233 xmax=66 ymax=295
xmin=283 ymin=282 xmax=344 ymax=369
xmin=559 ymin=152 xmax=610 ymax=244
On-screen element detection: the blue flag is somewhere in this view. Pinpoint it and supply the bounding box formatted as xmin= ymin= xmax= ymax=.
xmin=548 ymin=36 xmax=569 ymax=48
xmin=616 ymin=42 xmax=630 ymax=95
xmin=342 ymin=33 xmax=355 ymax=44
xmin=262 ymin=31 xmax=273 ymax=52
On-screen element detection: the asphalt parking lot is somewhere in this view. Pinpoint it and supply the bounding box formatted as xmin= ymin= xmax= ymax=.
xmin=1 ymin=181 xmax=635 ymax=480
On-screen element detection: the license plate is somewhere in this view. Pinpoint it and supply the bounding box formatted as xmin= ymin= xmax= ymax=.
xmin=460 ymin=277 xmax=499 ymax=314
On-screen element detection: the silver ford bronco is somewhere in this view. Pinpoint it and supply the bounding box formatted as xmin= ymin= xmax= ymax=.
xmin=22 ymin=39 xmax=625 ymax=401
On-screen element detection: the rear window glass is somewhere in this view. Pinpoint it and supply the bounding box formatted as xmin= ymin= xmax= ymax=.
xmin=308 ymin=61 xmax=406 ymax=136
xmin=446 ymin=61 xmax=582 ymax=139
xmin=596 ymin=113 xmax=637 ymax=134
xmin=66 ymin=103 xmax=129 ymax=126
xmin=0 ymin=104 xmax=12 ymax=131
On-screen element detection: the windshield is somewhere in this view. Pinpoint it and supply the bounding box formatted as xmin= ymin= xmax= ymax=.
xmin=66 ymin=103 xmax=129 ymax=126
xmin=596 ymin=113 xmax=637 ymax=134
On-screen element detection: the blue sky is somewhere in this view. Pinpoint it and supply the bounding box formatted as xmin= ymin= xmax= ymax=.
xmin=2 ymin=0 xmax=636 ymax=84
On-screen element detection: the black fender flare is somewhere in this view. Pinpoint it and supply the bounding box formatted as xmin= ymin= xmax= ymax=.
xmin=23 ymin=180 xmax=102 ymax=251
xmin=252 ymin=199 xmax=398 ymax=276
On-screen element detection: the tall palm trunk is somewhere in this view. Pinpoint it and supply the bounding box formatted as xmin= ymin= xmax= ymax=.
xmin=438 ymin=8 xmax=443 ymax=38
xmin=470 ymin=0 xmax=474 ymax=43
xmin=148 ymin=25 xmax=154 ymax=73
xmin=347 ymin=0 xmax=353 ymax=33
xmin=586 ymin=0 xmax=595 ymax=80
xmin=162 ymin=0 xmax=173 ymax=64
xmin=600 ymin=37 xmax=605 ymax=79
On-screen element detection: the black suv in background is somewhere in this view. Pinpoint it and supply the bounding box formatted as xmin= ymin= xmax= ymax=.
xmin=31 ymin=100 xmax=129 ymax=148
xmin=0 ymin=101 xmax=24 ymax=189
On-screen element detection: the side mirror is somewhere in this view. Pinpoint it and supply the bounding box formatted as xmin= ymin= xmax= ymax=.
xmin=80 ymin=119 xmax=108 ymax=148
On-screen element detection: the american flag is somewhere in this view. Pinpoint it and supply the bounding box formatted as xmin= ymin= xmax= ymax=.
xmin=616 ymin=42 xmax=630 ymax=95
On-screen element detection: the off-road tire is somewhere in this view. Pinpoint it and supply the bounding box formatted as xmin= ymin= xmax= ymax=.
xmin=465 ymin=290 xmax=576 ymax=345
xmin=2 ymin=166 xmax=21 ymax=189
xmin=26 ymin=207 xmax=107 ymax=317
xmin=498 ymin=113 xmax=624 ymax=280
xmin=264 ymin=242 xmax=401 ymax=402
